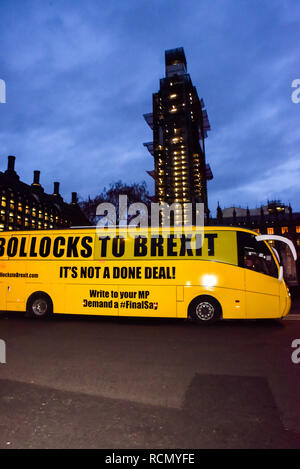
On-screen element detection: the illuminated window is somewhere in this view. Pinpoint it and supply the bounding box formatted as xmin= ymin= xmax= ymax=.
xmin=281 ymin=226 xmax=288 ymax=234
xmin=267 ymin=227 xmax=274 ymax=235
xmin=296 ymin=226 xmax=300 ymax=233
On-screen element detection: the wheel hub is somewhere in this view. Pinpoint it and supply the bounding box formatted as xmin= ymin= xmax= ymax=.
xmin=32 ymin=299 xmax=48 ymax=316
xmin=195 ymin=302 xmax=214 ymax=321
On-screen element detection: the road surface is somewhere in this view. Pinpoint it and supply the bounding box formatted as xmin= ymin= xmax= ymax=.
xmin=1 ymin=309 xmax=300 ymax=449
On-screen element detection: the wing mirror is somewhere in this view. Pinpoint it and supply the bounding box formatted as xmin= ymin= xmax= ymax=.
xmin=255 ymin=235 xmax=297 ymax=261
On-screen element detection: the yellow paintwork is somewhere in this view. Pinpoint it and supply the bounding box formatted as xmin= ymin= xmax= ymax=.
xmin=0 ymin=226 xmax=291 ymax=320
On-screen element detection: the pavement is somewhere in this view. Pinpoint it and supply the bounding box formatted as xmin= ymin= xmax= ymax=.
xmin=1 ymin=310 xmax=300 ymax=449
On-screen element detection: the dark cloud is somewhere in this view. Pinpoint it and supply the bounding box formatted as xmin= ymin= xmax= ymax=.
xmin=0 ymin=0 xmax=299 ymax=214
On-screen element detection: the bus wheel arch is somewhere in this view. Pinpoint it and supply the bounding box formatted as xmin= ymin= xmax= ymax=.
xmin=188 ymin=295 xmax=222 ymax=324
xmin=26 ymin=291 xmax=53 ymax=319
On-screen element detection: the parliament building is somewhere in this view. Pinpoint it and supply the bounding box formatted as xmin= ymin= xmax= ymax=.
xmin=0 ymin=155 xmax=89 ymax=232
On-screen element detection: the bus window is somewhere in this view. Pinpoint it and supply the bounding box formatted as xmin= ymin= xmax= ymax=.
xmin=237 ymin=232 xmax=278 ymax=279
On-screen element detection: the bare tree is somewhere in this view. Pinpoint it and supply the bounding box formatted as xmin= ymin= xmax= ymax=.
xmin=80 ymin=181 xmax=150 ymax=225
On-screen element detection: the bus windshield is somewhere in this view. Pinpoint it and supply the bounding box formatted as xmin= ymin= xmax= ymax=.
xmin=237 ymin=231 xmax=278 ymax=278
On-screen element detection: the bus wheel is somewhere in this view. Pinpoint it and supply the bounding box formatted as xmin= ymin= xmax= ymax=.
xmin=188 ymin=295 xmax=221 ymax=325
xmin=26 ymin=293 xmax=53 ymax=319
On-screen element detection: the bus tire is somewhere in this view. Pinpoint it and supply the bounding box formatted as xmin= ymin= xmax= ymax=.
xmin=188 ymin=295 xmax=221 ymax=325
xmin=26 ymin=292 xmax=53 ymax=319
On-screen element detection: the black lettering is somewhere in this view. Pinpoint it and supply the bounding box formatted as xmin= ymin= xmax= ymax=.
xmin=179 ymin=235 xmax=193 ymax=256
xmin=99 ymin=236 xmax=110 ymax=257
xmin=88 ymin=267 xmax=94 ymax=278
xmin=30 ymin=237 xmax=38 ymax=257
xmin=158 ymin=267 xmax=166 ymax=279
xmin=134 ymin=236 xmax=147 ymax=256
xmin=39 ymin=237 xmax=51 ymax=258
xmin=205 ymin=233 xmax=218 ymax=256
xmin=113 ymin=267 xmax=120 ymax=278
xmin=120 ymin=267 xmax=128 ymax=279
xmin=67 ymin=237 xmax=79 ymax=257
xmin=145 ymin=267 xmax=152 ymax=279
xmin=81 ymin=267 xmax=87 ymax=278
xmin=195 ymin=234 xmax=202 ymax=256
xmin=151 ymin=235 xmax=164 ymax=256
xmin=19 ymin=237 xmax=28 ymax=257
xmin=103 ymin=266 xmax=110 ymax=278
xmin=53 ymin=237 xmax=65 ymax=258
xmin=81 ymin=236 xmax=93 ymax=258
xmin=71 ymin=267 xmax=78 ymax=278
xmin=7 ymin=237 xmax=18 ymax=257
xmin=167 ymin=235 xmax=177 ymax=256
xmin=0 ymin=237 xmax=5 ymax=257
xmin=112 ymin=236 xmax=125 ymax=258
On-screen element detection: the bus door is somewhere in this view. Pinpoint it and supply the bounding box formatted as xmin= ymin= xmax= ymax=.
xmin=237 ymin=232 xmax=280 ymax=318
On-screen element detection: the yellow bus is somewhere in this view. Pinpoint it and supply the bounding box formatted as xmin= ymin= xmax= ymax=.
xmin=0 ymin=226 xmax=296 ymax=324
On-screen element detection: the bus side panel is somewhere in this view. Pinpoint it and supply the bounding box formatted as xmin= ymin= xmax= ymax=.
xmin=280 ymin=281 xmax=291 ymax=317
xmin=63 ymin=285 xmax=177 ymax=318
xmin=0 ymin=282 xmax=6 ymax=311
xmin=244 ymin=270 xmax=280 ymax=318
xmin=25 ymin=282 xmax=66 ymax=315
xmin=64 ymin=285 xmax=119 ymax=316
xmin=118 ymin=285 xmax=177 ymax=318
xmin=182 ymin=286 xmax=246 ymax=319
xmin=0 ymin=257 xmax=8 ymax=311
xmin=180 ymin=261 xmax=246 ymax=319
xmin=6 ymin=279 xmax=27 ymax=311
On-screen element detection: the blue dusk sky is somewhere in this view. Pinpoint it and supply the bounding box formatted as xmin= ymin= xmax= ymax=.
xmin=0 ymin=0 xmax=299 ymax=215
